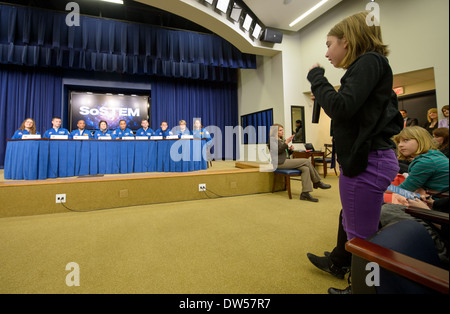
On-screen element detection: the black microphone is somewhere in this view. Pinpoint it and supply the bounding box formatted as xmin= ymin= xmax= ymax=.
xmin=312 ymin=99 xmax=321 ymax=124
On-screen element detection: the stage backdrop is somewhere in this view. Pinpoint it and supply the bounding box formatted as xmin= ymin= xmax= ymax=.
xmin=70 ymin=92 xmax=150 ymax=131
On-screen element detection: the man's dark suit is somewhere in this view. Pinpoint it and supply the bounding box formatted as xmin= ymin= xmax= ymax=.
xmin=404 ymin=117 xmax=418 ymax=127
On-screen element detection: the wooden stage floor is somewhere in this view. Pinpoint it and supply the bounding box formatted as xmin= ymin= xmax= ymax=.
xmin=0 ymin=161 xmax=277 ymax=218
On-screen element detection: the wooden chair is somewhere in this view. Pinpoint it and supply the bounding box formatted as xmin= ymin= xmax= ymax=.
xmin=346 ymin=207 xmax=449 ymax=294
xmin=313 ymin=144 xmax=338 ymax=177
xmin=271 ymin=169 xmax=302 ymax=199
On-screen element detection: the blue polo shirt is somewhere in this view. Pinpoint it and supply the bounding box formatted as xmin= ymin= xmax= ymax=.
xmin=174 ymin=128 xmax=191 ymax=138
xmin=12 ymin=130 xmax=41 ymax=139
xmin=154 ymin=128 xmax=173 ymax=137
xmin=94 ymin=130 xmax=115 ymax=139
xmin=193 ymin=128 xmax=212 ymax=145
xmin=43 ymin=128 xmax=70 ymax=139
xmin=70 ymin=129 xmax=93 ymax=139
xmin=113 ymin=128 xmax=134 ymax=138
xmin=135 ymin=128 xmax=154 ymax=137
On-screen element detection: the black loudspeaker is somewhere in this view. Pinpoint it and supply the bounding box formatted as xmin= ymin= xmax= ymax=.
xmin=260 ymin=28 xmax=283 ymax=44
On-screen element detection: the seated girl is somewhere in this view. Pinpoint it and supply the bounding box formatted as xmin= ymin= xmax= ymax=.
xmin=12 ymin=118 xmax=40 ymax=139
xmin=395 ymin=126 xmax=449 ymax=197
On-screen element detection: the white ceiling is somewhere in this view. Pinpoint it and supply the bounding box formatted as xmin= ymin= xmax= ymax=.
xmin=243 ymin=0 xmax=343 ymax=32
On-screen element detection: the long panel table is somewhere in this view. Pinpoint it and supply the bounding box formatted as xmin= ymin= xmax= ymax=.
xmin=4 ymin=139 xmax=208 ymax=180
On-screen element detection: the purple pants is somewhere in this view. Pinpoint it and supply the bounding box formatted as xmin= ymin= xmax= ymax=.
xmin=339 ymin=149 xmax=399 ymax=241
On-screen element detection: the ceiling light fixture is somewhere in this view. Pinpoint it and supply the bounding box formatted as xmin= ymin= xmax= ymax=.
xmin=216 ymin=0 xmax=231 ymax=14
xmin=242 ymin=14 xmax=253 ymax=31
xmin=229 ymin=3 xmax=242 ymax=22
xmin=252 ymin=24 xmax=262 ymax=39
xmin=289 ymin=0 xmax=328 ymax=27
xmin=100 ymin=0 xmax=124 ymax=4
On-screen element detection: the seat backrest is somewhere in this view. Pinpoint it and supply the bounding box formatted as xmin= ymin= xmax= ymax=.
xmin=352 ymin=220 xmax=442 ymax=294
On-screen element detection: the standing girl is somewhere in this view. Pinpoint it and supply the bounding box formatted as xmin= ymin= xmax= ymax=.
xmin=306 ymin=11 xmax=403 ymax=287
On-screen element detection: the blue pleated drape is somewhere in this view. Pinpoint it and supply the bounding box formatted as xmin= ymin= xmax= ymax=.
xmin=241 ymin=109 xmax=273 ymax=144
xmin=0 ymin=65 xmax=63 ymax=168
xmin=151 ymin=77 xmax=239 ymax=160
xmin=0 ymin=4 xmax=256 ymax=82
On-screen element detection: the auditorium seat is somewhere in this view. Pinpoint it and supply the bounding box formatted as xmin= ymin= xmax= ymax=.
xmin=346 ymin=216 xmax=449 ymax=294
xmin=272 ymin=169 xmax=302 ymax=199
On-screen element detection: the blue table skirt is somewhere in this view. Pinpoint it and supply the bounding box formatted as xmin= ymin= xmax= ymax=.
xmin=4 ymin=139 xmax=208 ymax=180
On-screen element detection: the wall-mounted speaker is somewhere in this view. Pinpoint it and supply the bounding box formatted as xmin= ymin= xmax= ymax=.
xmin=260 ymin=28 xmax=283 ymax=44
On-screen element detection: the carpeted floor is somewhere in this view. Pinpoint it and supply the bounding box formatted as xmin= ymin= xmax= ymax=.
xmin=0 ymin=175 xmax=348 ymax=294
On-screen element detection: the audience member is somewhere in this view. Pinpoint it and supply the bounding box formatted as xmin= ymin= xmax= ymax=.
xmin=423 ymin=108 xmax=439 ymax=135
xmin=432 ymin=127 xmax=449 ymax=158
xmin=12 ymin=118 xmax=40 ymax=139
xmin=269 ymin=124 xmax=331 ymax=203
xmin=438 ymin=105 xmax=449 ymax=128
xmin=43 ymin=117 xmax=70 ymax=139
xmin=394 ymin=126 xmax=449 ymax=195
xmin=400 ymin=109 xmax=418 ymax=128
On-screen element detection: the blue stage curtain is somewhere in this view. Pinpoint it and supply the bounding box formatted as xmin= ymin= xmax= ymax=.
xmin=151 ymin=77 xmax=238 ymax=160
xmin=0 ymin=65 xmax=62 ymax=168
xmin=0 ymin=4 xmax=256 ymax=82
xmin=241 ymin=109 xmax=273 ymax=144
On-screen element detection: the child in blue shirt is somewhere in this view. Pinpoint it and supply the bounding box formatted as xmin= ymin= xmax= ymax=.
xmin=12 ymin=118 xmax=40 ymax=139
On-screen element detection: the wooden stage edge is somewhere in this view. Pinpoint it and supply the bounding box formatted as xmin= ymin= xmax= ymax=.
xmin=0 ymin=161 xmax=277 ymax=218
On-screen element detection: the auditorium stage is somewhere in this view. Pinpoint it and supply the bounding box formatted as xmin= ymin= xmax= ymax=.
xmin=0 ymin=161 xmax=279 ymax=218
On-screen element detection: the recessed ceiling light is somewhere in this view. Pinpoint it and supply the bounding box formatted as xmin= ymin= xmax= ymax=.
xmin=289 ymin=0 xmax=328 ymax=27
xmin=100 ymin=0 xmax=124 ymax=4
xmin=242 ymin=14 xmax=253 ymax=31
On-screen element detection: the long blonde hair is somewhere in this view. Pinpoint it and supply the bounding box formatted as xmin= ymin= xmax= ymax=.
xmin=19 ymin=118 xmax=37 ymax=134
xmin=270 ymin=124 xmax=284 ymax=140
xmin=427 ymin=108 xmax=438 ymax=123
xmin=328 ymin=11 xmax=389 ymax=69
xmin=393 ymin=126 xmax=437 ymax=159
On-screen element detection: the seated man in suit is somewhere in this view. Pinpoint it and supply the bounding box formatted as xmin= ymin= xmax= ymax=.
xmin=400 ymin=110 xmax=418 ymax=128
xmin=113 ymin=120 xmax=134 ymax=138
xmin=43 ymin=116 xmax=70 ymax=139
xmin=70 ymin=119 xmax=93 ymax=139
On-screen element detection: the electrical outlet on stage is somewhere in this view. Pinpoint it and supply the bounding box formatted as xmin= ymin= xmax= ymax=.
xmin=56 ymin=194 xmax=66 ymax=203
xmin=199 ymin=184 xmax=206 ymax=192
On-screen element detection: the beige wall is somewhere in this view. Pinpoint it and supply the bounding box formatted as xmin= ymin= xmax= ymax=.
xmin=238 ymin=0 xmax=449 ymax=152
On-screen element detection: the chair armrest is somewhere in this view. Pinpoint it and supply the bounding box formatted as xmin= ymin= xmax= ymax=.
xmin=345 ymin=238 xmax=449 ymax=294
xmin=405 ymin=206 xmax=449 ymax=225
